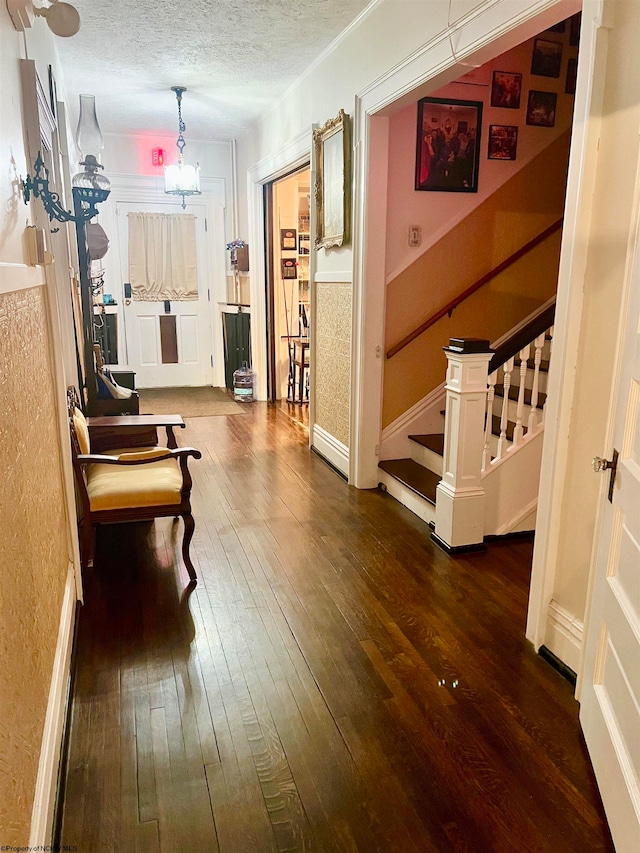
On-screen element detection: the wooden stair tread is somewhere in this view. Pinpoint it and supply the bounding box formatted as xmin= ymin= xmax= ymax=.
xmin=494 ymin=385 xmax=547 ymax=408
xmin=408 ymin=433 xmax=444 ymax=455
xmin=378 ymin=459 xmax=439 ymax=505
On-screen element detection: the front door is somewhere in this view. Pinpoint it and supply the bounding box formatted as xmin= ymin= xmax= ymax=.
xmin=580 ymin=213 xmax=640 ymax=851
xmin=117 ymin=200 xmax=212 ymax=388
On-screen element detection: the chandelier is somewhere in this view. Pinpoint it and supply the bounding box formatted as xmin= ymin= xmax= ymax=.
xmin=164 ymin=86 xmax=201 ymax=209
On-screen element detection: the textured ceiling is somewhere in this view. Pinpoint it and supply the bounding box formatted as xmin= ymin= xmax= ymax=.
xmin=55 ymin=0 xmax=373 ymax=141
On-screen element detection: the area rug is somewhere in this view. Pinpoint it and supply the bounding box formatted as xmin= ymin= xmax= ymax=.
xmin=138 ymin=386 xmax=249 ymax=418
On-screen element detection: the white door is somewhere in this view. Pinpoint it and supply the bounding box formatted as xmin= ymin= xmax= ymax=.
xmin=117 ymin=201 xmax=212 ymax=388
xmin=580 ymin=214 xmax=640 ymax=851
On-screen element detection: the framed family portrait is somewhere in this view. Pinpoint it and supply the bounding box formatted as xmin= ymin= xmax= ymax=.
xmin=531 ymin=38 xmax=563 ymax=78
xmin=488 ymin=125 xmax=518 ymax=160
xmin=526 ymin=90 xmax=557 ymax=127
xmin=313 ymin=109 xmax=351 ymax=250
xmin=491 ymin=71 xmax=522 ymax=109
xmin=415 ymin=97 xmax=482 ymax=193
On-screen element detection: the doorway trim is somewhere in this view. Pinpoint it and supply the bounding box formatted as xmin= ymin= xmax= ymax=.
xmin=351 ymin=0 xmax=580 ymax=491
xmin=247 ymin=129 xmax=312 ymax=401
xmin=350 ymin=0 xmax=584 ymax=654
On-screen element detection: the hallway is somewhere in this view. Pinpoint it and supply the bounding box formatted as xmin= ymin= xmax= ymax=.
xmin=59 ymin=405 xmax=613 ymax=852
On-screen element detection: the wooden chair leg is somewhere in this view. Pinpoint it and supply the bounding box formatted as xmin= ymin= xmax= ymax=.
xmin=80 ymin=518 xmax=94 ymax=569
xmin=181 ymin=512 xmax=197 ymax=583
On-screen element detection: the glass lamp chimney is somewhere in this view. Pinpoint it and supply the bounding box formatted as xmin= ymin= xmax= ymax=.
xmin=75 ymin=94 xmax=104 ymax=163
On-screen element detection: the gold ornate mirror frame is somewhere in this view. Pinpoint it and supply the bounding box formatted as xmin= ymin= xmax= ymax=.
xmin=313 ymin=109 xmax=351 ymax=250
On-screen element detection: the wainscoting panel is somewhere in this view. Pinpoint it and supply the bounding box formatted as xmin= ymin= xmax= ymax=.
xmin=314 ymin=280 xmax=352 ymax=451
xmin=0 ymin=286 xmax=70 ymax=845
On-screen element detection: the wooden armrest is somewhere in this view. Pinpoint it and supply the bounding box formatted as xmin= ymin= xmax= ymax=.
xmin=77 ymin=447 xmax=201 ymax=466
xmin=87 ymin=414 xmax=186 ymax=452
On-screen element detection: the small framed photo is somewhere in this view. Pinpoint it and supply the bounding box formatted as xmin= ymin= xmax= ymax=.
xmin=526 ymin=90 xmax=557 ymax=127
xmin=565 ymin=58 xmax=578 ymax=95
xmin=488 ymin=125 xmax=518 ymax=160
xmin=280 ymin=228 xmax=297 ymax=251
xmin=490 ymin=71 xmax=522 ymax=109
xmin=531 ymin=38 xmax=563 ymax=78
xmin=415 ymin=96 xmax=483 ymax=193
xmin=281 ymin=258 xmax=297 ymax=279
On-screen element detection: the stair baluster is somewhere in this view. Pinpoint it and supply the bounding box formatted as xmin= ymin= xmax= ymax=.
xmin=528 ymin=333 xmax=546 ymax=431
xmin=483 ymin=372 xmax=497 ymax=472
xmin=542 ymin=327 xmax=554 ymax=425
xmin=497 ymin=357 xmax=514 ymax=459
xmin=513 ymin=344 xmax=530 ymax=445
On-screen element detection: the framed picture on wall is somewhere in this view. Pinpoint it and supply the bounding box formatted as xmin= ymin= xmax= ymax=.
xmin=415 ymin=96 xmax=482 ymax=192
xmin=281 ymin=258 xmax=297 ymax=279
xmin=280 ymin=229 xmax=297 ymax=250
xmin=526 ymin=90 xmax=557 ymax=127
xmin=313 ymin=108 xmax=351 ymax=250
xmin=531 ymin=38 xmax=563 ymax=78
xmin=488 ymin=125 xmax=518 ymax=160
xmin=490 ymin=71 xmax=522 ymax=109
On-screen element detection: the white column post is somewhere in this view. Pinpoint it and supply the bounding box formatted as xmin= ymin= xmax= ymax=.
xmin=432 ymin=338 xmax=493 ymax=554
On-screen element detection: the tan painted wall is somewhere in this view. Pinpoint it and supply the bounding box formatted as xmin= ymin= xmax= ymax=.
xmin=315 ymin=282 xmax=352 ymax=445
xmin=383 ymin=131 xmax=570 ymax=427
xmin=0 ymin=289 xmax=70 ymax=845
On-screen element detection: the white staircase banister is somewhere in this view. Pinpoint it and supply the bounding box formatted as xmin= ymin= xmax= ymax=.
xmin=432 ymin=338 xmax=493 ymax=554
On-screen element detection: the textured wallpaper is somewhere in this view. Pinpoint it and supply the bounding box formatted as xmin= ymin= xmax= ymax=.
xmin=0 ymin=287 xmax=70 ymax=845
xmin=314 ymin=282 xmax=352 ymax=447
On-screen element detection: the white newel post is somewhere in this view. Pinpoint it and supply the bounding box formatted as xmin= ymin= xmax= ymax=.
xmin=432 ymin=339 xmax=493 ymax=554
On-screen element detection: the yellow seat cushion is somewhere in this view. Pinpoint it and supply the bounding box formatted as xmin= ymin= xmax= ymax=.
xmin=86 ymin=454 xmax=183 ymax=511
xmin=73 ymin=407 xmax=91 ymax=455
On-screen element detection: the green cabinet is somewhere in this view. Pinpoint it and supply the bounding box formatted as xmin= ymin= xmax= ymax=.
xmin=222 ymin=311 xmax=251 ymax=389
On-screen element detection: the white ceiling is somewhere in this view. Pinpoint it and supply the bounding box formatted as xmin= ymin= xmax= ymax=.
xmin=55 ymin=0 xmax=373 ymax=142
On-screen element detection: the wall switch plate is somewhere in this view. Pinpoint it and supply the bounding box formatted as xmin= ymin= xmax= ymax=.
xmin=408 ymin=225 xmax=422 ymax=247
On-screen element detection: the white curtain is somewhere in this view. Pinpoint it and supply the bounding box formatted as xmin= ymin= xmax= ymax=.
xmin=128 ymin=212 xmax=198 ymax=301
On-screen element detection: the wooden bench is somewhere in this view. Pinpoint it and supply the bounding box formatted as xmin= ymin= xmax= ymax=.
xmin=67 ymin=388 xmax=202 ymax=582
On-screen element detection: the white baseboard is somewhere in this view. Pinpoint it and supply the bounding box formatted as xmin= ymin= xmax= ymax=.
xmin=312 ymin=424 xmax=349 ymax=477
xmin=545 ymin=599 xmax=583 ymax=674
xmin=29 ymin=564 xmax=77 ymax=847
xmin=380 ymin=383 xmax=446 ymax=460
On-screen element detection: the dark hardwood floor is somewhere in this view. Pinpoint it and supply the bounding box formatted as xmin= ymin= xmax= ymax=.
xmin=59 ymin=403 xmax=614 ymax=853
